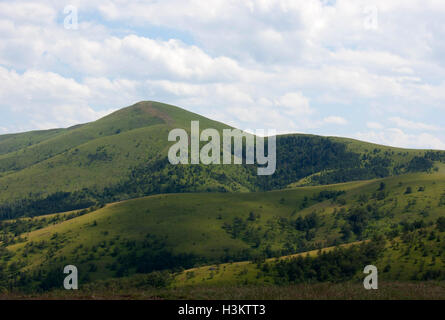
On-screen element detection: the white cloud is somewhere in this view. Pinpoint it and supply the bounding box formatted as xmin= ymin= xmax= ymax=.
xmin=355 ymin=128 xmax=445 ymax=150
xmin=0 ymin=2 xmax=56 ymax=24
xmin=276 ymin=92 xmax=313 ymax=116
xmin=323 ymin=116 xmax=348 ymax=125
xmin=367 ymin=121 xmax=384 ymax=130
xmin=0 ymin=0 xmax=444 ymax=149
xmin=389 ymin=117 xmax=441 ymax=131
xmin=0 ymin=66 xmax=116 ymax=131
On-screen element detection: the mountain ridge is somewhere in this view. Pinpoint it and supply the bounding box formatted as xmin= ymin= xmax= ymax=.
xmin=0 ymin=101 xmax=444 ymax=294
xmin=0 ymin=101 xmax=443 ymax=220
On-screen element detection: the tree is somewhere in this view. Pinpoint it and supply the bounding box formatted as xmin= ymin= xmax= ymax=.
xmin=340 ymin=224 xmax=352 ymax=241
xmin=437 ymin=217 xmax=445 ymax=232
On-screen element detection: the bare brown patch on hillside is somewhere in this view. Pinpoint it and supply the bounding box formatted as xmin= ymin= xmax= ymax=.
xmin=133 ymin=101 xmax=174 ymax=125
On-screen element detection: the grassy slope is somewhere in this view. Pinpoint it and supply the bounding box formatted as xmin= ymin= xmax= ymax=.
xmin=284 ymin=133 xmax=426 ymax=165
xmin=0 ymin=100 xmax=444 ymax=297
xmin=0 ymin=101 xmax=233 ymax=202
xmin=0 ymin=129 xmax=65 ymax=156
xmin=0 ymin=101 xmax=438 ymax=204
xmin=4 ymin=168 xmax=444 ymax=283
xmin=174 ymin=241 xmax=366 ymax=287
xmin=173 ymin=226 xmax=445 ymax=287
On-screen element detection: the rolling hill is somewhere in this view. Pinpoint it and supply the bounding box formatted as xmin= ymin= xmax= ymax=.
xmin=0 ymin=100 xmax=444 ymax=297
xmin=0 ymin=101 xmax=443 ymax=220
xmin=1 ymin=166 xmax=444 ymax=292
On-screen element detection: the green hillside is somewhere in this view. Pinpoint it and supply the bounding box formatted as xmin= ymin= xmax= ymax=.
xmin=174 ymin=225 xmax=445 ymax=287
xmin=0 ymin=101 xmax=232 ymax=201
xmin=0 ymin=101 xmax=443 ymax=220
xmin=1 ymin=168 xmax=444 ymax=292
xmin=0 ymin=100 xmax=444 ymax=297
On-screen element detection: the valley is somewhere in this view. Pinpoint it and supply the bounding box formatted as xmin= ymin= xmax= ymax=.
xmin=0 ymin=101 xmax=444 ymax=299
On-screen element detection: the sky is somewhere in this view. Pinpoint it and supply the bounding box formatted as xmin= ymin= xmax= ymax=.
xmin=0 ymin=0 xmax=444 ymax=149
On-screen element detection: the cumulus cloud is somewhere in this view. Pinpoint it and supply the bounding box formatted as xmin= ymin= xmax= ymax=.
xmin=275 ymin=92 xmax=313 ymax=116
xmin=0 ymin=0 xmax=444 ymax=149
xmin=367 ymin=122 xmax=384 ymax=130
xmin=389 ymin=117 xmax=441 ymax=131
xmin=323 ymin=116 xmax=348 ymax=125
xmin=0 ymin=66 xmax=116 ymax=131
xmin=355 ymin=128 xmax=445 ymax=150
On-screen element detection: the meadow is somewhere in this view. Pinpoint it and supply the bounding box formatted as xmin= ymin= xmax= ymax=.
xmin=0 ymin=101 xmax=444 ymax=299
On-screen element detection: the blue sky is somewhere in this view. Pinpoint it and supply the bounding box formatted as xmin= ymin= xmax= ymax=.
xmin=0 ymin=0 xmax=444 ymax=149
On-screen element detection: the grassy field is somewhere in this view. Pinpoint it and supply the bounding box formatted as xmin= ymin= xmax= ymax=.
xmin=0 ymin=101 xmax=444 ymax=298
xmin=174 ymin=241 xmax=366 ymax=287
xmin=0 ymin=168 xmax=443 ymax=292
xmin=173 ymin=227 xmax=444 ymax=287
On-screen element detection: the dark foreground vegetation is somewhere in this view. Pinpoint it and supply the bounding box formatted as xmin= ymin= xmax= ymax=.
xmin=2 ymin=281 xmax=444 ymax=300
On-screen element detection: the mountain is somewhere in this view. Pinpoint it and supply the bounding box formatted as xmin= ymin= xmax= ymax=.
xmin=0 ymin=101 xmax=444 ymax=296
xmin=1 ymin=166 xmax=444 ymax=292
xmin=0 ymin=101 xmax=443 ymax=220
